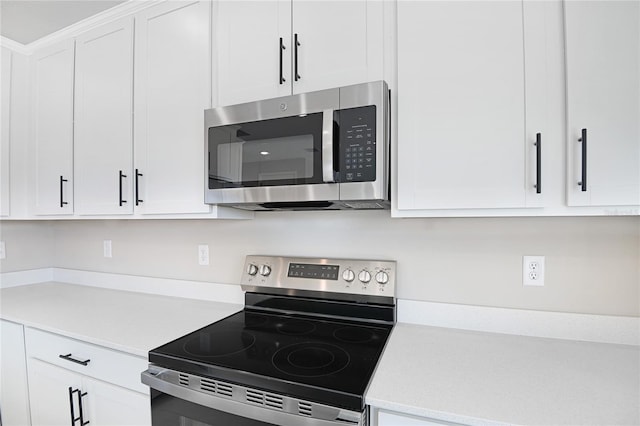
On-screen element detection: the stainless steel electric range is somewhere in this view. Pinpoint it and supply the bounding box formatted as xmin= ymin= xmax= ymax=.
xmin=141 ymin=255 xmax=396 ymax=426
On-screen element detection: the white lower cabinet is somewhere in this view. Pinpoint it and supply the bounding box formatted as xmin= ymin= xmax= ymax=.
xmin=28 ymin=359 xmax=148 ymax=426
xmin=0 ymin=320 xmax=31 ymax=426
xmin=25 ymin=327 xmax=151 ymax=426
xmin=376 ymin=410 xmax=462 ymax=426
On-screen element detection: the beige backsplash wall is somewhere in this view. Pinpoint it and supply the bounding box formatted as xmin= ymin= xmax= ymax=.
xmin=0 ymin=221 xmax=54 ymax=272
xmin=1 ymin=214 xmax=638 ymax=316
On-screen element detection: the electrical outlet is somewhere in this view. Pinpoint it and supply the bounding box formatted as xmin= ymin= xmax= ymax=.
xmin=523 ymin=255 xmax=545 ymax=286
xmin=0 ymin=241 xmax=5 ymax=259
xmin=103 ymin=240 xmax=112 ymax=258
xmin=198 ymin=245 xmax=209 ymax=266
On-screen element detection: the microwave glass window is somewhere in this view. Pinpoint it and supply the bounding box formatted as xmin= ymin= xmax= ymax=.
xmin=208 ymin=113 xmax=324 ymax=189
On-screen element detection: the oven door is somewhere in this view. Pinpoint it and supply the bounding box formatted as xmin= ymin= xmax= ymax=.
xmin=142 ymin=369 xmax=366 ymax=426
xmin=150 ymin=389 xmax=278 ymax=426
xmin=205 ymin=89 xmax=339 ymax=206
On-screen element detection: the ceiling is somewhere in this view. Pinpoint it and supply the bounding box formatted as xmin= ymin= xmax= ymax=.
xmin=1 ymin=0 xmax=127 ymax=45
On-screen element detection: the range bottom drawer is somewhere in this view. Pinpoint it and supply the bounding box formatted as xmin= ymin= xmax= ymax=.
xmin=25 ymin=327 xmax=148 ymax=394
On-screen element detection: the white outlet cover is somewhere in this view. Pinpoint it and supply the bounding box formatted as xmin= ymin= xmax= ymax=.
xmin=198 ymin=245 xmax=209 ymax=266
xmin=103 ymin=240 xmax=112 ymax=258
xmin=523 ymin=255 xmax=545 ymax=286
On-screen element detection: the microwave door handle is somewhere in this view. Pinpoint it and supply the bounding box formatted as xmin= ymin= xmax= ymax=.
xmin=322 ymin=110 xmax=335 ymax=183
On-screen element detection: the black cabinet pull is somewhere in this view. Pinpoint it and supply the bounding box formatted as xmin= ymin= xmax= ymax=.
xmin=60 ymin=176 xmax=68 ymax=208
xmin=68 ymin=387 xmax=89 ymax=425
xmin=279 ymin=38 xmax=286 ymax=84
xmin=578 ymin=128 xmax=587 ymax=192
xmin=535 ymin=133 xmax=542 ymax=194
xmin=78 ymin=390 xmax=89 ymax=425
xmin=119 ymin=170 xmax=127 ymax=206
xmin=294 ymin=33 xmax=301 ymax=81
xmin=135 ymin=169 xmax=143 ymax=206
xmin=68 ymin=387 xmax=77 ymax=426
xmin=59 ymin=353 xmax=91 ymax=366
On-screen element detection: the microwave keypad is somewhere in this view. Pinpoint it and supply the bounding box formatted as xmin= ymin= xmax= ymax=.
xmin=339 ymin=106 xmax=376 ymax=182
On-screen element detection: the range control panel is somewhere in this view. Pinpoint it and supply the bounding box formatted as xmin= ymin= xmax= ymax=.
xmin=241 ymin=255 xmax=396 ymax=299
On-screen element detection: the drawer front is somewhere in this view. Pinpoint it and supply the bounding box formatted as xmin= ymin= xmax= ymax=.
xmin=25 ymin=327 xmax=148 ymax=394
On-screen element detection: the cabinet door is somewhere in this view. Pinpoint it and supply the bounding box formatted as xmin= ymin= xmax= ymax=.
xmin=27 ymin=358 xmax=83 ymax=426
xmin=32 ymin=40 xmax=75 ymax=215
xmin=1 ymin=47 xmax=11 ymax=217
xmin=134 ymin=1 xmax=212 ymax=214
xmin=0 ymin=320 xmax=31 ymax=426
xmin=215 ymin=0 xmax=291 ymax=106
xmin=565 ymin=0 xmax=640 ymax=207
xmin=292 ymin=0 xmax=383 ymax=94
xmin=83 ymin=376 xmax=150 ymax=426
xmin=378 ymin=410 xmax=458 ymax=426
xmin=74 ymin=17 xmax=134 ymax=215
xmin=396 ymin=1 xmax=539 ymax=211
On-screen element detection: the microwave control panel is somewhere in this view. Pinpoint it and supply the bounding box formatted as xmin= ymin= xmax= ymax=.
xmin=338 ymin=106 xmax=376 ymax=183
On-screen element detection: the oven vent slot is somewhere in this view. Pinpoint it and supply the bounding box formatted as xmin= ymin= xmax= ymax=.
xmin=298 ymin=401 xmax=313 ymax=417
xmin=246 ymin=389 xmax=284 ymax=410
xmin=199 ymin=377 xmax=233 ymax=398
xmin=178 ymin=373 xmax=189 ymax=387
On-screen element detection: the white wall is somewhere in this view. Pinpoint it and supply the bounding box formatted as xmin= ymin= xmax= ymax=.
xmin=35 ymin=213 xmax=640 ymax=317
xmin=0 ymin=221 xmax=54 ymax=272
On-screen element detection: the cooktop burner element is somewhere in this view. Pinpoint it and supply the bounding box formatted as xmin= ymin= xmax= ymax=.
xmin=183 ymin=330 xmax=256 ymax=358
xmin=145 ymin=255 xmax=397 ymax=421
xmin=273 ymin=342 xmax=350 ymax=377
xmin=275 ymin=319 xmax=317 ymax=335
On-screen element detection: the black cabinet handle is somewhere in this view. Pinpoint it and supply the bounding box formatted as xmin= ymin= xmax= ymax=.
xmin=119 ymin=170 xmax=127 ymax=206
xmin=59 ymin=353 xmax=91 ymax=366
xmin=68 ymin=387 xmax=89 ymax=425
xmin=69 ymin=387 xmax=77 ymax=426
xmin=78 ymin=390 xmax=89 ymax=426
xmin=535 ymin=133 xmax=542 ymax=194
xmin=578 ymin=128 xmax=587 ymax=192
xmin=135 ymin=169 xmax=143 ymax=206
xmin=294 ymin=33 xmax=300 ymax=81
xmin=60 ymin=176 xmax=68 ymax=208
xmin=279 ymin=38 xmax=286 ymax=84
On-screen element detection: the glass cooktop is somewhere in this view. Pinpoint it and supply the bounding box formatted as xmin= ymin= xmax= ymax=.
xmin=149 ymin=309 xmax=393 ymax=411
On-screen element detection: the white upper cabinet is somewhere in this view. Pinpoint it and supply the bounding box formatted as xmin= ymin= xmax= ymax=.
xmin=32 ymin=40 xmax=75 ymax=215
xmin=1 ymin=47 xmax=11 ymax=217
xmin=214 ymin=0 xmax=384 ymax=106
xmin=134 ymin=0 xmax=212 ymax=214
xmin=291 ymin=0 xmax=383 ymax=94
xmin=74 ymin=17 xmax=134 ymax=215
xmin=396 ymin=1 xmax=546 ymax=212
xmin=564 ymin=0 xmax=640 ymax=208
xmin=215 ymin=0 xmax=291 ymax=106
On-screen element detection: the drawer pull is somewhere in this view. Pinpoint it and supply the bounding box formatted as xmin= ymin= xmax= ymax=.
xmin=60 ymin=353 xmax=91 ymax=366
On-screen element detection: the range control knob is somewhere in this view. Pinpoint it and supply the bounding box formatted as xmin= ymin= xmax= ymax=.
xmin=342 ymin=269 xmax=355 ymax=282
xmin=358 ymin=270 xmax=371 ymax=283
xmin=247 ymin=264 xmax=259 ymax=276
xmin=259 ymin=265 xmax=272 ymax=277
xmin=375 ymin=271 xmax=389 ymax=285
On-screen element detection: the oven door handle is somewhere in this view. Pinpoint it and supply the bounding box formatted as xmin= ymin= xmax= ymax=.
xmin=322 ymin=109 xmax=336 ymax=183
xmin=141 ymin=369 xmax=361 ymax=426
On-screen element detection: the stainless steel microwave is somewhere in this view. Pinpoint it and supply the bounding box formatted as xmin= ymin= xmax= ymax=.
xmin=204 ymin=81 xmax=390 ymax=210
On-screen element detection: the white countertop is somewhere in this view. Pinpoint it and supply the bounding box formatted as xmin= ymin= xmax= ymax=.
xmin=3 ymin=281 xmax=638 ymax=424
xmin=366 ymin=323 xmax=640 ymax=425
xmin=0 ymin=282 xmax=242 ymax=358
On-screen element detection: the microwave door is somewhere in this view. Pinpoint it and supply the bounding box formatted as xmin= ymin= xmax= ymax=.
xmin=206 ymin=112 xmax=339 ymax=205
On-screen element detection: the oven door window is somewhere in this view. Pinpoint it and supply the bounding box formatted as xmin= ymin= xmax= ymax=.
xmin=208 ymin=113 xmax=325 ymax=189
xmin=152 ymin=390 xmax=277 ymax=426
